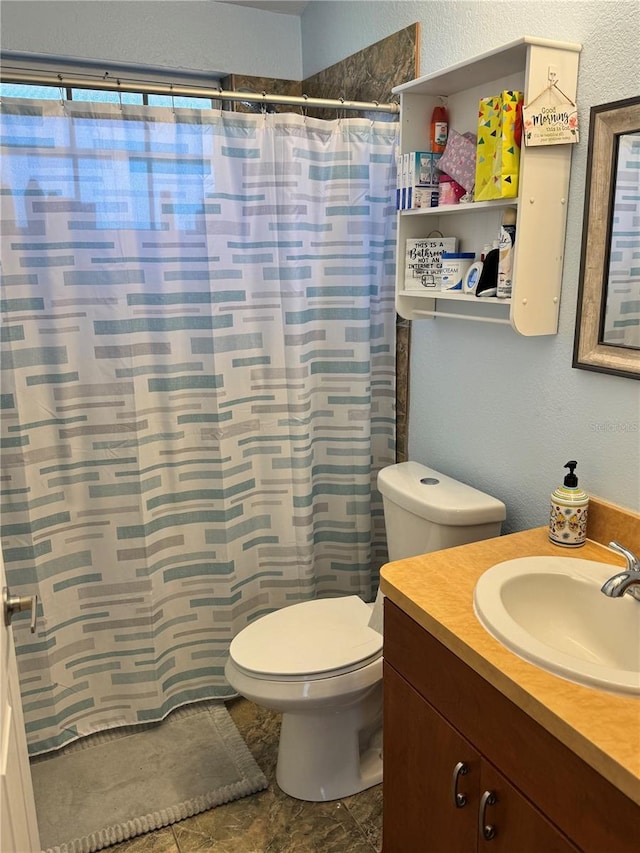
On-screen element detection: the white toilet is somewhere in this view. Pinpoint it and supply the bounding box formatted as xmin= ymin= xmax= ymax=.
xmin=224 ymin=461 xmax=506 ymax=801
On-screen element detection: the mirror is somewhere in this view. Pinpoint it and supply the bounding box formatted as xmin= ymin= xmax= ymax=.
xmin=573 ymin=95 xmax=640 ymax=380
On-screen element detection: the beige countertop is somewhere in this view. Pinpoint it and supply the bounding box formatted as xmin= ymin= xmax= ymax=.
xmin=380 ymin=527 xmax=640 ymax=806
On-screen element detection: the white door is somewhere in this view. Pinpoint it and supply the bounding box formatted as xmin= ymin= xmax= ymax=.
xmin=1 ymin=554 xmax=41 ymax=852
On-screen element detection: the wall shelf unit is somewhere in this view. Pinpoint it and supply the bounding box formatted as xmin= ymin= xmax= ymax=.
xmin=393 ymin=37 xmax=581 ymax=335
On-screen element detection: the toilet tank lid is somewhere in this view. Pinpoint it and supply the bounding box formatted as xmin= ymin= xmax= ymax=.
xmin=377 ymin=461 xmax=506 ymax=526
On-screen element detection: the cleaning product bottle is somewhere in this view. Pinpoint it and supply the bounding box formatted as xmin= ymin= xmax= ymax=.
xmin=497 ymin=208 xmax=517 ymax=299
xmin=549 ymin=461 xmax=589 ymax=547
xmin=430 ymin=98 xmax=449 ymax=154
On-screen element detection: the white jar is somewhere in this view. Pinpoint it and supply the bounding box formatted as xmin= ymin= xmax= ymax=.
xmin=440 ymin=252 xmax=475 ymax=291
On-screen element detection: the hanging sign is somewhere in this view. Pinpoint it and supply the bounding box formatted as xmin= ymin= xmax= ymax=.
xmin=523 ymin=83 xmax=579 ymax=147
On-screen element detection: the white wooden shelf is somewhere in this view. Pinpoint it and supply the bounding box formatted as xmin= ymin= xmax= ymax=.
xmin=393 ymin=37 xmax=581 ymax=334
xmin=401 ymin=198 xmax=519 ymax=217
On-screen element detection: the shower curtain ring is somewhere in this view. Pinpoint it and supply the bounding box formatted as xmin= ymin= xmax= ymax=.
xmin=302 ymin=93 xmax=309 ymax=121
xmin=57 ymin=75 xmax=66 ymax=112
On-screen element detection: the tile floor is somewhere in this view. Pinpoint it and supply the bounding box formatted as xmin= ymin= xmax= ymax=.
xmin=110 ymin=698 xmax=383 ymax=853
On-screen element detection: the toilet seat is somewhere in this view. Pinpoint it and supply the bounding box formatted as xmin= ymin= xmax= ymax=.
xmin=229 ymin=596 xmax=383 ymax=681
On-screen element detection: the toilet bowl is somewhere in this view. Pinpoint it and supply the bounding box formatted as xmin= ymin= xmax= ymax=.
xmin=225 ymin=461 xmax=506 ymax=801
xmin=225 ymin=595 xmax=383 ymax=802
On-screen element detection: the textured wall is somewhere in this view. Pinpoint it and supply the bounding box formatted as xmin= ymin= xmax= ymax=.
xmin=0 ymin=0 xmax=303 ymax=79
xmin=303 ymin=1 xmax=640 ymax=526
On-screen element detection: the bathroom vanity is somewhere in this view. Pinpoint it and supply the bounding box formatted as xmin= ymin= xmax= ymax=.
xmin=380 ymin=507 xmax=640 ymax=852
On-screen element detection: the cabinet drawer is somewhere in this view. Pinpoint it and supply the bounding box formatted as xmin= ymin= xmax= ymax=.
xmin=384 ymin=599 xmax=639 ymax=852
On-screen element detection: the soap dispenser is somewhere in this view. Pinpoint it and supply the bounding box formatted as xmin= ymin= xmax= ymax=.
xmin=549 ymin=461 xmax=589 ymax=547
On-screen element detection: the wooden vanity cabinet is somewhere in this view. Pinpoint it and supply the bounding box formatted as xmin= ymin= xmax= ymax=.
xmin=384 ymin=663 xmax=478 ymax=851
xmin=384 ymin=665 xmax=577 ymax=852
xmin=383 ymin=599 xmax=639 ymax=853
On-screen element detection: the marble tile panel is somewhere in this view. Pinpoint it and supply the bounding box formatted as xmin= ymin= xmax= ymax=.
xmin=219 ymin=75 xmax=302 ymax=114
xmin=342 ymin=783 xmax=383 ymax=852
xmin=395 ymin=319 xmax=411 ymax=464
xmin=111 ymin=827 xmax=180 ymax=853
xmin=227 ymin=696 xmax=281 ymax=775
xmin=258 ymin=799 xmax=377 ymax=853
xmin=172 ymin=791 xmax=378 ymax=853
xmin=302 ymin=26 xmax=418 ymax=120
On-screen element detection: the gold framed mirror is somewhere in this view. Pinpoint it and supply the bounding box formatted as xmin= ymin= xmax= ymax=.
xmin=573 ymin=95 xmax=640 ymax=380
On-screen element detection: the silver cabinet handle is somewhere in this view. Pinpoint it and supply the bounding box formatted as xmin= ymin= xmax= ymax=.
xmin=451 ymin=761 xmax=469 ymax=808
xmin=479 ymin=790 xmax=497 ymax=841
xmin=3 ymin=587 xmax=38 ymax=633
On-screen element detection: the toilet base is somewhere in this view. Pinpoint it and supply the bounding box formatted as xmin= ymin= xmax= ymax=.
xmin=225 ymin=636 xmax=384 ymax=802
xmin=275 ymin=681 xmax=383 ymax=801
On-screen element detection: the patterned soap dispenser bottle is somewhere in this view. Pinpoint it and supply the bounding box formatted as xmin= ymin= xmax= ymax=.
xmin=549 ymin=461 xmax=589 ymax=547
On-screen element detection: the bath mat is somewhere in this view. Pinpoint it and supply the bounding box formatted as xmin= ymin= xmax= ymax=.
xmin=30 ymin=701 xmax=268 ymax=853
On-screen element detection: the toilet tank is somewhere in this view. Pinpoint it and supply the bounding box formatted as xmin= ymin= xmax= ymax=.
xmin=378 ymin=461 xmax=506 ymax=561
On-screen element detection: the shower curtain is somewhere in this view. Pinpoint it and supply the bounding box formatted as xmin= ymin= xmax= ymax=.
xmin=0 ymin=98 xmax=398 ymax=754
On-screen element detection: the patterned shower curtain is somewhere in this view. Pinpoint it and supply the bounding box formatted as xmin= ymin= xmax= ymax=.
xmin=0 ymin=98 xmax=398 ymax=754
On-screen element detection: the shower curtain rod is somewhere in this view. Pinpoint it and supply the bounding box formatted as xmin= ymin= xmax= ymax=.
xmin=1 ymin=68 xmax=400 ymax=114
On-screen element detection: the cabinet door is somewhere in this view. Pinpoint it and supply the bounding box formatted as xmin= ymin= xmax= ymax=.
xmin=383 ymin=662 xmax=479 ymax=853
xmin=478 ymin=763 xmax=579 ymax=853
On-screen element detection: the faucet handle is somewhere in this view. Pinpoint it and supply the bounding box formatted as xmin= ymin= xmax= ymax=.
xmin=608 ymin=541 xmax=640 ymax=572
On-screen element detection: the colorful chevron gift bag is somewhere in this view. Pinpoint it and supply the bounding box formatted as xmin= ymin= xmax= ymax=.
xmin=474 ymin=90 xmax=523 ymax=201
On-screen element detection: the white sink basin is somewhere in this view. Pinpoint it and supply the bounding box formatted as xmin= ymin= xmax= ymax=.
xmin=473 ymin=556 xmax=640 ymax=696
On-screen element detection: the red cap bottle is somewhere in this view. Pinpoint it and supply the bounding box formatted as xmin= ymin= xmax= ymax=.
xmin=430 ymin=99 xmax=448 ymax=153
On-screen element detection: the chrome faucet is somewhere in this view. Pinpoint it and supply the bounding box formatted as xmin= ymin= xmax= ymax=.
xmin=600 ymin=541 xmax=640 ymax=602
